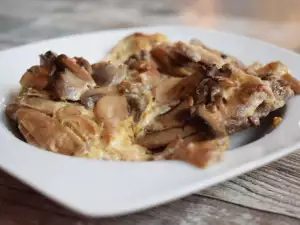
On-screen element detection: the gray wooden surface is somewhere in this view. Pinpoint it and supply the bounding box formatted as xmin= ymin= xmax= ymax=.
xmin=0 ymin=0 xmax=299 ymax=224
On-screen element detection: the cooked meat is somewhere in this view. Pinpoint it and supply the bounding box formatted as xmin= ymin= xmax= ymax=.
xmin=6 ymin=32 xmax=300 ymax=168
xmin=16 ymin=96 xmax=67 ymax=116
xmin=105 ymin=33 xmax=169 ymax=62
xmin=155 ymin=136 xmax=229 ymax=168
xmin=282 ymin=73 xmax=300 ymax=94
xmin=92 ymin=62 xmax=127 ymax=86
xmin=189 ymin=39 xmax=246 ymax=69
xmin=5 ymin=104 xmax=20 ymax=121
xmin=16 ymin=108 xmax=87 ymax=155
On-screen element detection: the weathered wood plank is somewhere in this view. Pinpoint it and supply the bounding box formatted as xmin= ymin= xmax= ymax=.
xmin=0 ymin=195 xmax=299 ymax=225
xmin=200 ymin=151 xmax=300 ymax=219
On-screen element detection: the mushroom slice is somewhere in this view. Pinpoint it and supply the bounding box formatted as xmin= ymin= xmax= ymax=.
xmin=153 ymin=77 xmax=183 ymax=105
xmin=80 ymin=86 xmax=118 ymax=109
xmin=54 ymin=69 xmax=92 ymax=101
xmin=20 ymin=66 xmax=50 ymax=90
xmin=149 ymin=98 xmax=192 ymax=131
xmin=94 ymin=95 xmax=129 ymax=140
xmin=40 ymin=51 xmax=57 ymax=73
xmin=92 ymin=62 xmax=127 ymax=86
xmin=74 ymin=57 xmax=93 ymax=74
xmin=16 ymin=108 xmax=85 ymax=155
xmin=137 ymin=128 xmax=183 ymax=149
xmin=106 ymin=32 xmax=169 ymax=62
xmin=171 ymin=41 xmax=202 ymax=62
xmin=55 ymin=54 xmax=95 ymax=85
xmin=137 ymin=125 xmax=197 ymax=149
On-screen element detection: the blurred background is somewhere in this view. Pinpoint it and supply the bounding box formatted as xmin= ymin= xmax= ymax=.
xmin=0 ymin=0 xmax=300 ymax=50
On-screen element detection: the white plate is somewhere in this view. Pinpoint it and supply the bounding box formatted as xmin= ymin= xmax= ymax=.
xmin=0 ymin=26 xmax=300 ymax=217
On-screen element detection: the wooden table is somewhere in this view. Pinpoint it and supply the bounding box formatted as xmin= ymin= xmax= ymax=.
xmin=0 ymin=0 xmax=299 ymax=224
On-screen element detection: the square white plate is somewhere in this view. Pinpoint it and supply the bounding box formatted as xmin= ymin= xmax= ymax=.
xmin=0 ymin=26 xmax=300 ymax=217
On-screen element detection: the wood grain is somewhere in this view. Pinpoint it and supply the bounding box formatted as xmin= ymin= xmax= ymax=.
xmin=0 ymin=179 xmax=299 ymax=225
xmin=200 ymin=151 xmax=300 ymax=219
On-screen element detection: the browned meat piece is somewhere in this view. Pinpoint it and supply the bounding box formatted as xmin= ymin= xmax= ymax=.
xmin=16 ymin=108 xmax=87 ymax=155
xmin=189 ymin=39 xmax=246 ymax=69
xmin=105 ymin=33 xmax=169 ymax=62
xmin=16 ymin=96 xmax=67 ymax=116
xmin=154 ymin=136 xmax=229 ymax=168
xmin=192 ymin=62 xmax=296 ymax=135
xmin=92 ymin=62 xmax=127 ymax=86
xmin=5 ymin=104 xmax=20 ymax=121
xmin=282 ymin=73 xmax=300 ymax=94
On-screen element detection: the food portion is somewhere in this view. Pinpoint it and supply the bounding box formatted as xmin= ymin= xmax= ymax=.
xmin=6 ymin=32 xmax=300 ymax=167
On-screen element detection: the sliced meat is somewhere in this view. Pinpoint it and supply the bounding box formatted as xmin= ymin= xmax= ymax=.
xmin=16 ymin=96 xmax=67 ymax=116
xmin=154 ymin=136 xmax=229 ymax=168
xmin=16 ymin=108 xmax=86 ymax=155
xmin=172 ymin=136 xmax=229 ymax=168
